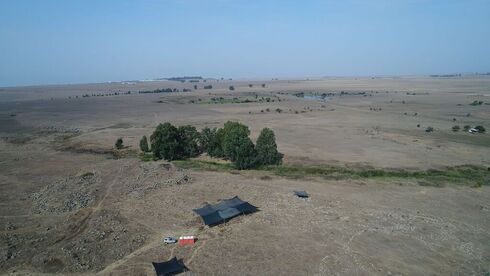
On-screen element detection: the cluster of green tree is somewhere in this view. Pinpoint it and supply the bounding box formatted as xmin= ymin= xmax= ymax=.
xmin=141 ymin=121 xmax=283 ymax=169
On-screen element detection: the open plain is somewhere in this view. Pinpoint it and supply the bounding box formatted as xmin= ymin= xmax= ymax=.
xmin=1 ymin=77 xmax=489 ymax=275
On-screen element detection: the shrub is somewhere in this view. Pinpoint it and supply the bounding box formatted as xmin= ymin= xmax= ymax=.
xmin=470 ymin=100 xmax=483 ymax=106
xmin=474 ymin=125 xmax=486 ymax=133
xmin=249 ymin=84 xmax=253 ymax=88
xmin=463 ymin=125 xmax=471 ymax=131
xmin=229 ymin=86 xmax=235 ymax=91
xmin=452 ymin=125 xmax=460 ymax=132
xmin=115 ymin=138 xmax=124 ymax=149
xmin=139 ymin=136 xmax=150 ymax=152
xmin=261 ymin=84 xmax=266 ymax=88
xmin=204 ymin=85 xmax=213 ymax=89
xmin=256 ymin=128 xmax=283 ymax=166
xmin=425 ymin=126 xmax=434 ymax=132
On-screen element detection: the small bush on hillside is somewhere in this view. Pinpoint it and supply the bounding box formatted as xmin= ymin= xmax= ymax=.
xmin=452 ymin=125 xmax=460 ymax=132
xmin=115 ymin=138 xmax=124 ymax=149
xmin=475 ymin=125 xmax=486 ymax=133
xmin=425 ymin=126 xmax=434 ymax=132
xmin=229 ymin=86 xmax=235 ymax=91
xmin=463 ymin=125 xmax=471 ymax=131
xmin=139 ymin=136 xmax=150 ymax=152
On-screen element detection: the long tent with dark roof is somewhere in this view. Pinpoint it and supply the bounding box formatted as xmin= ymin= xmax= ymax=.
xmin=193 ymin=196 xmax=258 ymax=226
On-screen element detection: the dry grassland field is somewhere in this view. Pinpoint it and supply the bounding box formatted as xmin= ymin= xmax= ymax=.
xmin=0 ymin=76 xmax=489 ymax=275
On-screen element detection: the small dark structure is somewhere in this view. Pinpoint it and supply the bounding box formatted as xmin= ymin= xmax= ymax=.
xmin=193 ymin=196 xmax=258 ymax=226
xmin=294 ymin=190 xmax=309 ymax=198
xmin=152 ymin=257 xmax=188 ymax=276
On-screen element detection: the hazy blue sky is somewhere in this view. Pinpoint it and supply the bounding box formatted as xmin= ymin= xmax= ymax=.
xmin=1 ymin=0 xmax=489 ymax=86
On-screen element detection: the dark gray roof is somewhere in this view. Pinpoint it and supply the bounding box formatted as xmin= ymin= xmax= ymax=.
xmin=294 ymin=190 xmax=309 ymax=198
xmin=193 ymin=196 xmax=258 ymax=226
xmin=152 ymin=257 xmax=188 ymax=276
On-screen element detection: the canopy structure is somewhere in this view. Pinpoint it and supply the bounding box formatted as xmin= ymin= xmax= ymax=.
xmin=294 ymin=190 xmax=309 ymax=198
xmin=152 ymin=257 xmax=188 ymax=276
xmin=193 ymin=196 xmax=258 ymax=226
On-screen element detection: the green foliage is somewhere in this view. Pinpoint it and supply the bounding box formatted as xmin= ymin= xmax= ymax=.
xmin=232 ymin=135 xmax=257 ymax=169
xmin=139 ymin=135 xmax=150 ymax=152
xmin=425 ymin=126 xmax=434 ymax=132
xmin=198 ymin=127 xmax=214 ymax=152
xmin=229 ymin=85 xmax=235 ymax=91
xmin=150 ymin=123 xmax=181 ymax=160
xmin=149 ymin=121 xmax=284 ymax=170
xmin=222 ymin=122 xmax=250 ymax=161
xmin=463 ymin=125 xmax=471 ymax=131
xmin=208 ymin=128 xmax=225 ymax=158
xmin=470 ymin=100 xmax=483 ymax=106
xmin=150 ymin=123 xmax=202 ymax=160
xmin=474 ymin=125 xmax=486 ymax=133
xmin=115 ymin=138 xmax=124 ymax=149
xmin=256 ymin=128 xmax=283 ymax=166
xmin=452 ymin=125 xmax=460 ymax=132
xmin=178 ymin=125 xmax=201 ymax=157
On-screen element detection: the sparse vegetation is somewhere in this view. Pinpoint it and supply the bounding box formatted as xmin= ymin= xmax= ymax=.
xmin=115 ymin=138 xmax=124 ymax=149
xmin=229 ymin=86 xmax=235 ymax=91
xmin=463 ymin=125 xmax=471 ymax=131
xmin=474 ymin=125 xmax=486 ymax=133
xmin=470 ymin=100 xmax=483 ymax=106
xmin=139 ymin=136 xmax=149 ymax=152
xmin=425 ymin=126 xmax=434 ymax=132
xmin=174 ymin=160 xmax=490 ymax=187
xmin=452 ymin=125 xmax=460 ymax=132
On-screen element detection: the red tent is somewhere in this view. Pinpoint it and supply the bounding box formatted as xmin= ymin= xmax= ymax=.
xmin=178 ymin=236 xmax=195 ymax=245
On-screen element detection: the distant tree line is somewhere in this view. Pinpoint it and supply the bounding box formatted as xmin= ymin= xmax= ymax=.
xmin=138 ymin=88 xmax=179 ymax=94
xmin=140 ymin=121 xmax=283 ymax=169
